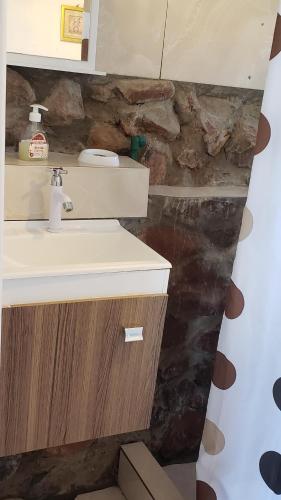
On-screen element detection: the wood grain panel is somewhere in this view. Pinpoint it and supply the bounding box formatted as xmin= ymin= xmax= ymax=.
xmin=0 ymin=295 xmax=167 ymax=456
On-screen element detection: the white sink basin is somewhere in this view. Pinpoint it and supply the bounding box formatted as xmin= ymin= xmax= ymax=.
xmin=3 ymin=220 xmax=171 ymax=306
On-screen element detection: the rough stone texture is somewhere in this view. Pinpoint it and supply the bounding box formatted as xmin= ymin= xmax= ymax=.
xmin=119 ymin=101 xmax=180 ymax=141
xmin=116 ymin=79 xmax=175 ymax=104
xmin=6 ymin=68 xmax=36 ymax=106
xmin=6 ymin=68 xmax=262 ymax=186
xmin=175 ymin=86 xmax=198 ymax=125
xmin=84 ymin=99 xmax=116 ymax=124
xmin=87 ymin=123 xmax=130 ymax=152
xmin=141 ymin=101 xmax=181 ymax=141
xmin=6 ymin=68 xmax=36 ymax=146
xmin=225 ymin=102 xmax=261 ymax=168
xmin=140 ymin=136 xmax=173 ymax=185
xmin=47 ymin=121 xmax=89 ymax=155
xmin=87 ymin=80 xmax=115 ymax=103
xmin=140 ymin=150 xmax=167 ymax=185
xmin=197 ymin=96 xmax=241 ymax=156
xmin=43 ymin=78 xmax=85 ymax=126
xmin=173 ymin=126 xmax=209 ymax=170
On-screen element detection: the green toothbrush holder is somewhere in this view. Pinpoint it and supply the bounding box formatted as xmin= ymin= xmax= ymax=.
xmin=130 ymin=135 xmax=147 ymax=161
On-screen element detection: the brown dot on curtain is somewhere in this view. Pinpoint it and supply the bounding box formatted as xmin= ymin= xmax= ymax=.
xmin=270 ymin=13 xmax=281 ymax=60
xmin=196 ymin=481 xmax=217 ymax=500
xmin=202 ymin=419 xmax=226 ymax=455
xmin=273 ymin=378 xmax=281 ymax=411
xmin=225 ymin=281 xmax=245 ymax=320
xmin=212 ymin=352 xmax=237 ymax=390
xmin=239 ymin=207 xmax=254 ymax=242
xmin=254 ymin=114 xmax=271 ymax=155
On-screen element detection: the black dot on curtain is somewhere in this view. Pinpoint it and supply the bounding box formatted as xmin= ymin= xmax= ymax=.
xmin=260 ymin=451 xmax=281 ymax=494
xmin=273 ymin=378 xmax=281 ymax=411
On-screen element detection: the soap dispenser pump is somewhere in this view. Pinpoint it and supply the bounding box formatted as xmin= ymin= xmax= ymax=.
xmin=19 ymin=104 xmax=49 ymax=161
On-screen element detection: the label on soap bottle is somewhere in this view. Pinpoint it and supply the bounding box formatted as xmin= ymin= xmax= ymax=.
xmin=29 ymin=133 xmax=49 ymax=159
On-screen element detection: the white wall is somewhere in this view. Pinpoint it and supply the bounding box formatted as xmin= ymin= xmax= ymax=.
xmin=7 ymin=0 xmax=84 ymax=61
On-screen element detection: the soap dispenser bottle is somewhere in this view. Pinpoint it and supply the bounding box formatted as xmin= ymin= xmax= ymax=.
xmin=19 ymin=104 xmax=49 ymax=161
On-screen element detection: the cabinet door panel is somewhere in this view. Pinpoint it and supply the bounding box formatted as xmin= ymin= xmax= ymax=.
xmin=0 ymin=305 xmax=60 ymax=456
xmin=96 ymin=0 xmax=168 ymax=78
xmin=161 ymin=0 xmax=277 ymax=89
xmin=0 ymin=295 xmax=167 ymax=456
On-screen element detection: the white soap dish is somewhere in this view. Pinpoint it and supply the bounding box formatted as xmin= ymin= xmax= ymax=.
xmin=78 ymin=149 xmax=120 ymax=167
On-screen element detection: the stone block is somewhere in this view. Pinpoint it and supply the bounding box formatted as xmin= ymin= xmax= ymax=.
xmin=6 ymin=69 xmax=36 ymax=145
xmin=87 ymin=123 xmax=130 ymax=153
xmin=88 ymin=82 xmax=115 ymax=103
xmin=43 ymin=79 xmax=85 ymax=126
xmin=197 ymin=95 xmax=241 ymax=156
xmin=116 ymin=79 xmax=175 ymax=104
xmin=120 ymin=101 xmax=180 ymax=141
xmin=6 ymin=68 xmax=36 ymax=106
xmin=225 ymin=102 xmax=260 ymax=167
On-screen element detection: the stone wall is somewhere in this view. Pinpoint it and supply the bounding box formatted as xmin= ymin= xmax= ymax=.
xmin=7 ymin=67 xmax=262 ymax=187
xmin=1 ymin=66 xmax=262 ymax=499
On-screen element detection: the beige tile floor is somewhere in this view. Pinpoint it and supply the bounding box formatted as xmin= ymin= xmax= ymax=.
xmin=76 ymin=487 xmax=125 ymax=499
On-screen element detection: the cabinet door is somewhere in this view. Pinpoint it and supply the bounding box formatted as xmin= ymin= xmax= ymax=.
xmin=95 ymin=0 xmax=168 ymax=78
xmin=161 ymin=0 xmax=277 ymax=89
xmin=0 ymin=295 xmax=167 ymax=457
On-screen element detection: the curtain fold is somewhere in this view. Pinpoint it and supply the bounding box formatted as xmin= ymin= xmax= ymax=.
xmin=196 ymin=4 xmax=281 ymax=499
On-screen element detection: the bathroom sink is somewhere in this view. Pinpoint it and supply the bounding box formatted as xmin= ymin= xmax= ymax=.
xmin=3 ymin=220 xmax=171 ymax=306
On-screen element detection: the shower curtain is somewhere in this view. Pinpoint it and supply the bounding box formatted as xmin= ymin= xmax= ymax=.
xmin=196 ymin=5 xmax=281 ymax=499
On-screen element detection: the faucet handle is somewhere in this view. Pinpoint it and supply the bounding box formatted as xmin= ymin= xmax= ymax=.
xmin=49 ymin=167 xmax=68 ymax=175
xmin=49 ymin=167 xmax=68 ymax=187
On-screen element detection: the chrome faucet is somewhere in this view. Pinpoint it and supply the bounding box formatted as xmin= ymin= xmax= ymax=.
xmin=48 ymin=168 xmax=73 ymax=232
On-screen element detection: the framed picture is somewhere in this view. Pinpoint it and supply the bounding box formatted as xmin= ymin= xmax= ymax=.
xmin=61 ymin=5 xmax=84 ymax=44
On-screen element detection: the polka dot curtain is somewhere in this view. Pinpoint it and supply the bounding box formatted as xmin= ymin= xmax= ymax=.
xmin=196 ymin=6 xmax=281 ymax=499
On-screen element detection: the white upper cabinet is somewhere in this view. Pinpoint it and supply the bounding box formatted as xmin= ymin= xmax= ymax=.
xmin=161 ymin=0 xmax=278 ymax=89
xmin=95 ymin=0 xmax=168 ymax=79
xmin=6 ymin=0 xmax=168 ymax=78
xmin=6 ymin=0 xmax=278 ymax=86
xmin=7 ymin=0 xmax=103 ymax=74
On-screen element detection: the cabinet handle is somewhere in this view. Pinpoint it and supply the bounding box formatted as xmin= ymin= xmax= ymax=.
xmin=124 ymin=327 xmax=144 ymax=343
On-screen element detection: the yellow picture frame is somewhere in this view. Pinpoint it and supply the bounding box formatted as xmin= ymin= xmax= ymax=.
xmin=61 ymin=5 xmax=84 ymax=44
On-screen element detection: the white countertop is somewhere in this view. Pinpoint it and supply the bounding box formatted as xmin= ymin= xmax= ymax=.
xmin=5 ymin=152 xmax=147 ymax=170
xmin=3 ymin=220 xmax=171 ymax=305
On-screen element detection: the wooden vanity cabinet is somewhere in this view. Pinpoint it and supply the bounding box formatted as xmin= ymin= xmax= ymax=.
xmin=0 ymin=295 xmax=167 ymax=457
